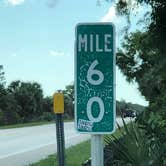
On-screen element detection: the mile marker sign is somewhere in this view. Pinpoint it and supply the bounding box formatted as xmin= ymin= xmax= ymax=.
xmin=75 ymin=23 xmax=115 ymax=134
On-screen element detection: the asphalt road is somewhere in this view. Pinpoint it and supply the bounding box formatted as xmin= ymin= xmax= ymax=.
xmin=0 ymin=118 xmax=131 ymax=166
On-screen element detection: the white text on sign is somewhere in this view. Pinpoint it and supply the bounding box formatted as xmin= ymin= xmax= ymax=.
xmin=87 ymin=60 xmax=105 ymax=123
xmin=78 ymin=34 xmax=112 ymax=52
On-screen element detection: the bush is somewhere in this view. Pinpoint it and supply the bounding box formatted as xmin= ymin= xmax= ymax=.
xmin=104 ymin=119 xmax=163 ymax=166
xmin=0 ymin=109 xmax=4 ymax=125
xmin=29 ymin=112 xmax=54 ymax=122
xmin=42 ymin=112 xmax=54 ymax=121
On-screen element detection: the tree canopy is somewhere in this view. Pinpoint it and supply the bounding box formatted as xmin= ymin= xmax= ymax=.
xmin=0 ymin=65 xmax=5 ymax=86
xmin=115 ymin=0 xmax=166 ymax=163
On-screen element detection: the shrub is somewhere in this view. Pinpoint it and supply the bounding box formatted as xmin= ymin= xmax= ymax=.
xmin=40 ymin=112 xmax=54 ymax=121
xmin=104 ymin=119 xmax=163 ymax=166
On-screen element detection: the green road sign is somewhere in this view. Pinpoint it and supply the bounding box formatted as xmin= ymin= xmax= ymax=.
xmin=75 ymin=23 xmax=115 ymax=134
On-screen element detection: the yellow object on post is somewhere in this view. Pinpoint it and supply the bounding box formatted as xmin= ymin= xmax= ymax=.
xmin=53 ymin=93 xmax=64 ymax=114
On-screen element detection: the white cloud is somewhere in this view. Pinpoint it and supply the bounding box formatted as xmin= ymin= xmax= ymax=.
xmin=6 ymin=0 xmax=25 ymax=6
xmin=101 ymin=4 xmax=126 ymax=26
xmin=101 ymin=4 xmax=127 ymax=42
xmin=49 ymin=50 xmax=67 ymax=57
xmin=101 ymin=5 xmax=116 ymax=22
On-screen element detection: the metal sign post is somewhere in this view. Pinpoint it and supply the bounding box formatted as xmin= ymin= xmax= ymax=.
xmin=75 ymin=23 xmax=116 ymax=166
xmin=55 ymin=113 xmax=65 ymax=166
xmin=53 ymin=92 xmax=65 ymax=166
xmin=91 ymin=135 xmax=104 ymax=166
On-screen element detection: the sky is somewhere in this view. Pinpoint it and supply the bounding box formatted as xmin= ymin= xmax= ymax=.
xmin=0 ymin=0 xmax=149 ymax=106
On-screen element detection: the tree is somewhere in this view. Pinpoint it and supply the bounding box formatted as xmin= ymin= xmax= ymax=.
xmin=0 ymin=86 xmax=20 ymax=125
xmin=64 ymin=84 xmax=74 ymax=102
xmin=63 ymin=84 xmax=74 ymax=118
xmin=0 ymin=65 xmax=5 ymax=86
xmin=0 ymin=66 xmax=19 ymax=125
xmin=42 ymin=96 xmax=53 ymax=113
xmin=114 ymin=0 xmax=166 ymax=164
xmin=116 ymin=29 xmax=166 ymax=165
xmin=116 ymin=0 xmax=166 ymax=85
xmin=117 ymin=31 xmax=163 ymax=103
xmin=8 ymin=81 xmax=44 ymax=122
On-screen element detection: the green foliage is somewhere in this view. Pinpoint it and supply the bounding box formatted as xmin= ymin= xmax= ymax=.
xmin=0 ymin=81 xmax=75 ymax=126
xmin=7 ymin=81 xmax=44 ymax=122
xmin=42 ymin=96 xmax=53 ymax=113
xmin=30 ymin=140 xmax=90 ymax=166
xmin=116 ymin=100 xmax=145 ymax=116
xmin=64 ymin=84 xmax=74 ymax=101
xmin=116 ymin=0 xmax=166 ymax=50
xmin=63 ymin=84 xmax=74 ymax=118
xmin=0 ymin=87 xmax=20 ymax=125
xmin=105 ymin=120 xmax=163 ymax=166
xmin=136 ymin=109 xmax=166 ymax=163
xmin=115 ymin=0 xmax=166 ymax=164
xmin=115 ymin=0 xmax=166 ymax=107
xmin=116 ymin=31 xmax=165 ymax=104
xmin=0 ymin=65 xmax=5 ymax=86
xmin=38 ymin=112 xmax=54 ymax=121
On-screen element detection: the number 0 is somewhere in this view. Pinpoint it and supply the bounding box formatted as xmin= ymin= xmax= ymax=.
xmin=87 ymin=97 xmax=104 ymax=123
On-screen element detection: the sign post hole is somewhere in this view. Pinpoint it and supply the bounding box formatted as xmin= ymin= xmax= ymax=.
xmin=75 ymin=23 xmax=115 ymax=166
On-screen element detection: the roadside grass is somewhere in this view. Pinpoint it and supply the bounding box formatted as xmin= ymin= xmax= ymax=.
xmin=0 ymin=119 xmax=73 ymax=130
xmin=0 ymin=121 xmax=53 ymax=130
xmin=29 ymin=140 xmax=90 ymax=166
xmin=29 ymin=125 xmax=125 ymax=166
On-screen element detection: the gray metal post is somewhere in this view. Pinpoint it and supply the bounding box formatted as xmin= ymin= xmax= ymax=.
xmin=91 ymin=135 xmax=104 ymax=166
xmin=55 ymin=114 xmax=65 ymax=166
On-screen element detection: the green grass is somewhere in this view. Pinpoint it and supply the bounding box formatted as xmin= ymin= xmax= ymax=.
xmin=29 ymin=140 xmax=91 ymax=166
xmin=0 ymin=119 xmax=73 ymax=130
xmin=0 ymin=121 xmax=53 ymax=130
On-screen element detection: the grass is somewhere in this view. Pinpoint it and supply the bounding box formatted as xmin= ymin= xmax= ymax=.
xmin=0 ymin=121 xmax=53 ymax=130
xmin=0 ymin=119 xmax=73 ymax=130
xmin=29 ymin=140 xmax=91 ymax=166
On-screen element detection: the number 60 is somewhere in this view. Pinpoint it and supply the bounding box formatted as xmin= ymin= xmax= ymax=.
xmin=87 ymin=60 xmax=105 ymax=123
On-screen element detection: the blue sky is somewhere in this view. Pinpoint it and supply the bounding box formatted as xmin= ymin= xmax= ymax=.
xmin=0 ymin=0 xmax=148 ymax=106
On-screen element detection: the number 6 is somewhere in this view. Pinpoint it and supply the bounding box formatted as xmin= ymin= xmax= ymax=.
xmin=87 ymin=60 xmax=104 ymax=85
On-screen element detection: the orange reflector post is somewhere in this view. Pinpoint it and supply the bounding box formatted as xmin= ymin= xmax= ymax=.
xmin=53 ymin=93 xmax=64 ymax=114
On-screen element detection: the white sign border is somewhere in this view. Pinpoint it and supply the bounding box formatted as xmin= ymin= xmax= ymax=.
xmin=74 ymin=22 xmax=116 ymax=134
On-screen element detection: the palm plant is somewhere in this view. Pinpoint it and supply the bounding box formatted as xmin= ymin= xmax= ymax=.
xmin=104 ymin=118 xmax=161 ymax=166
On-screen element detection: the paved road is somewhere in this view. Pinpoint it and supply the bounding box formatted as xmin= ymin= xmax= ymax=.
xmin=0 ymin=118 xmax=131 ymax=166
